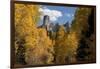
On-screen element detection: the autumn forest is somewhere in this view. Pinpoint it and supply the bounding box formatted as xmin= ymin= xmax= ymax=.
xmin=13 ymin=3 xmax=96 ymax=67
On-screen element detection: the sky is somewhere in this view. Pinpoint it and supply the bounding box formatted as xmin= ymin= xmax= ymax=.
xmin=38 ymin=5 xmax=77 ymax=26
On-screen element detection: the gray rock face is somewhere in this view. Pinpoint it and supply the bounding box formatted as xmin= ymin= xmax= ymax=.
xmin=39 ymin=15 xmax=70 ymax=36
xmin=43 ymin=15 xmax=50 ymax=28
xmin=63 ymin=22 xmax=70 ymax=33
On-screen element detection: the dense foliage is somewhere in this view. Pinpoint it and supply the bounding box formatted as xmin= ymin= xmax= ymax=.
xmin=14 ymin=4 xmax=96 ymax=66
xmin=15 ymin=4 xmax=54 ymax=65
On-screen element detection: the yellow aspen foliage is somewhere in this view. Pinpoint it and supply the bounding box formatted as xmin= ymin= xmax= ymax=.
xmin=71 ymin=8 xmax=92 ymax=34
xmin=71 ymin=8 xmax=95 ymax=62
xmin=54 ymin=25 xmax=80 ymax=64
xmin=54 ymin=25 xmax=67 ymax=64
xmin=57 ymin=25 xmax=65 ymax=39
xmin=15 ymin=3 xmax=54 ymax=65
xmin=25 ymin=28 xmax=54 ymax=65
xmin=15 ymin=3 xmax=41 ymax=64
xmin=15 ymin=4 xmax=40 ymax=38
xmin=38 ymin=28 xmax=52 ymax=48
xmin=37 ymin=28 xmax=54 ymax=64
xmin=66 ymin=31 xmax=79 ymax=63
xmin=67 ymin=31 xmax=79 ymax=53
